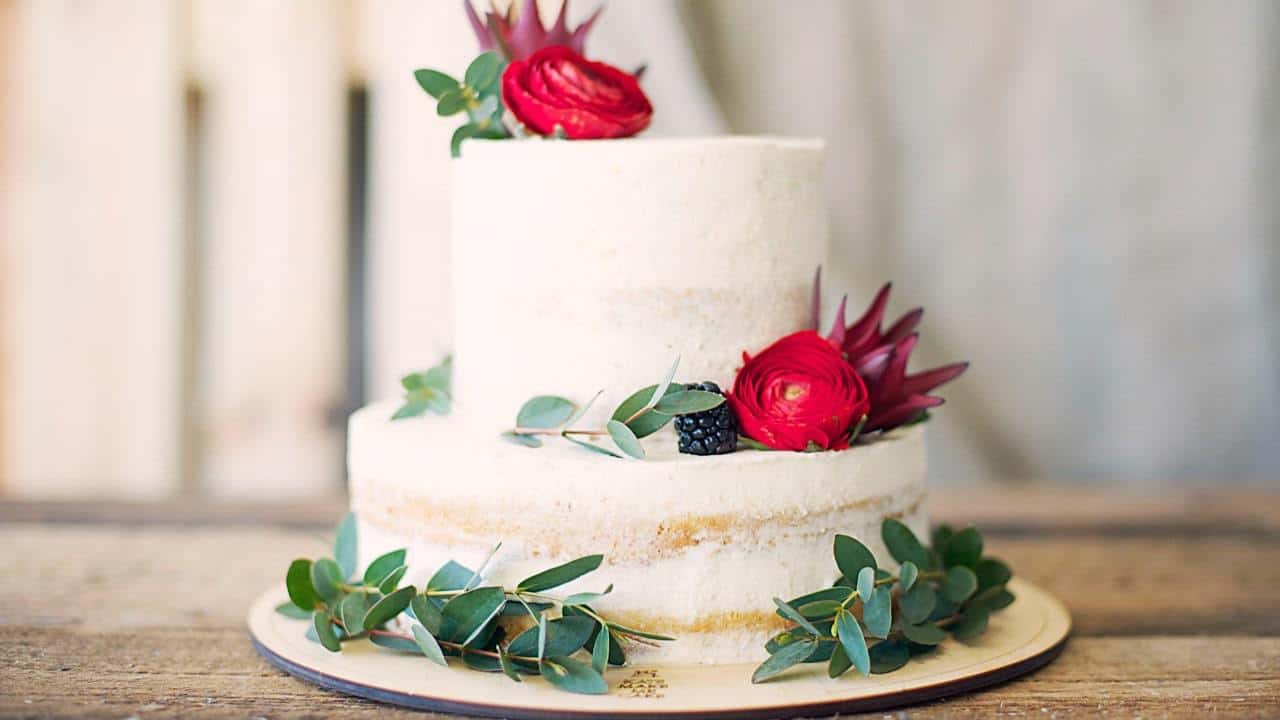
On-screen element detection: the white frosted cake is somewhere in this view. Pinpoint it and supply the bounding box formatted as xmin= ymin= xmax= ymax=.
xmin=348 ymin=137 xmax=930 ymax=665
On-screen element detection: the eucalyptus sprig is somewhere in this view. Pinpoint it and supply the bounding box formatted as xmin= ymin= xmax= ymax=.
xmin=415 ymin=51 xmax=511 ymax=157
xmin=277 ymin=514 xmax=674 ymax=695
xmin=752 ymin=519 xmax=1015 ymax=683
xmin=502 ymin=357 xmax=725 ymax=459
xmin=390 ymin=355 xmax=453 ymax=420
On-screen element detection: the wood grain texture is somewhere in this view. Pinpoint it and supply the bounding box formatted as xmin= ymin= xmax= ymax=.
xmin=1 ymin=488 xmax=1277 ymax=718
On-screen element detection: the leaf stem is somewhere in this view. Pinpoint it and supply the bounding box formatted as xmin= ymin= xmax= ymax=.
xmin=511 ymin=427 xmax=609 ymax=437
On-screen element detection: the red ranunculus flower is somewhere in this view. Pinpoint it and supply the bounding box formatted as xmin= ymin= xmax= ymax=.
xmin=501 ymin=45 xmax=652 ymax=139
xmin=727 ymin=331 xmax=871 ymax=452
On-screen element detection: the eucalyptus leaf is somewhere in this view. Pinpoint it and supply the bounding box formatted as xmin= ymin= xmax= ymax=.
xmin=369 ymin=632 xmax=421 ymax=652
xmin=414 ymin=68 xmax=459 ymax=99
xmin=516 ymin=396 xmax=575 ymax=429
xmin=339 ymin=592 xmax=370 ymax=632
xmin=834 ymin=533 xmax=877 ymax=581
xmin=508 ymin=616 xmax=595 ymax=658
xmin=899 ymin=582 xmax=937 ymax=625
xmin=836 ymin=610 xmax=870 ymax=676
xmin=781 ymin=587 xmax=851 ymax=618
xmin=773 ymin=597 xmax=823 ymax=637
xmin=275 ymin=601 xmax=311 ymax=619
xmin=334 ymin=513 xmax=358 ymax=580
xmin=563 ymin=584 xmax=613 ymax=606
xmin=899 ymin=561 xmax=919 ymax=592
xmin=796 ymin=599 xmax=843 ymax=619
xmin=286 ymin=559 xmax=318 ymax=611
xmin=591 ymin=623 xmax=610 ymax=674
xmin=436 ymin=89 xmax=468 ymax=116
xmin=363 ymin=549 xmax=408 ymax=587
xmin=564 ymin=390 xmax=602 ymax=427
xmin=564 ymin=434 xmax=623 ymax=458
xmin=411 ymin=624 xmax=448 ymax=666
xmin=310 ymin=558 xmax=343 ymax=602
xmin=626 ymin=410 xmax=675 ymax=439
xmin=969 ymin=587 xmax=1016 ymax=612
xmin=378 ymin=565 xmax=409 ymax=594
xmin=604 ymin=620 xmax=676 ymax=642
xmin=862 ymin=586 xmax=893 ymax=639
xmin=751 ymin=637 xmax=816 ymax=683
xmin=932 ymin=523 xmax=955 ymax=552
xmin=313 ymin=612 xmax=341 ymax=652
xmin=881 ymin=518 xmax=933 ymax=569
xmin=828 ymin=643 xmax=853 ymax=678
xmin=362 ymin=586 xmax=416 ymax=631
xmin=464 ymin=51 xmax=502 ymax=91
xmin=654 ymin=389 xmax=725 ymax=415
xmin=541 ymin=657 xmax=608 ymax=695
xmin=440 ymin=586 xmax=506 ymax=645
xmin=450 ymin=123 xmax=481 ymax=159
xmin=901 ymin=622 xmax=947 ymax=645
xmin=950 ymin=608 xmax=990 ymax=641
xmin=461 ymin=651 xmax=503 ymax=672
xmin=517 ymin=555 xmax=603 ymax=593
xmin=942 ymin=566 xmax=979 ymax=603
xmin=611 ymin=383 xmax=682 ymax=424
xmin=501 ymin=431 xmax=543 ymax=448
xmin=428 ymin=560 xmax=475 ymax=592
xmin=606 ymin=420 xmax=645 ymax=459
xmin=391 ymin=399 xmax=431 ymax=420
xmin=498 ymin=650 xmax=522 ymax=681
xmin=868 ymin=638 xmax=910 ymax=674
xmin=856 ymin=566 xmax=876 ymax=604
xmin=942 ymin=526 xmax=983 ymax=568
xmin=975 ymin=558 xmax=1012 ymax=590
xmin=648 ymin=357 xmax=681 ymax=411
xmin=467 ymin=541 xmax=502 ymax=590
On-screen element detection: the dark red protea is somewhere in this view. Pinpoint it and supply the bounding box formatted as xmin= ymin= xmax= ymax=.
xmin=812 ymin=270 xmax=968 ymax=433
xmin=464 ymin=0 xmax=601 ymax=61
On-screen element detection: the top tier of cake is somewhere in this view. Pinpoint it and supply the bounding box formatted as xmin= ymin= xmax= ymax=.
xmin=451 ymin=137 xmax=828 ymax=431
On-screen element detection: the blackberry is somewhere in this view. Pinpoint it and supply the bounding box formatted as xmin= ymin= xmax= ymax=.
xmin=673 ymin=381 xmax=737 ymax=455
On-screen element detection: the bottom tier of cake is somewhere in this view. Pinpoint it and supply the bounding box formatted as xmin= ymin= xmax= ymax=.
xmin=347 ymin=400 xmax=929 ymax=665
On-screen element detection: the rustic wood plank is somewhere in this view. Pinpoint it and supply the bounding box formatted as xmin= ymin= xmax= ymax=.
xmin=2 ymin=630 xmax=1275 ymax=719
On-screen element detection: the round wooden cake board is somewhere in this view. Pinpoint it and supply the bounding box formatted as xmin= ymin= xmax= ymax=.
xmin=249 ymin=578 xmax=1069 ymax=719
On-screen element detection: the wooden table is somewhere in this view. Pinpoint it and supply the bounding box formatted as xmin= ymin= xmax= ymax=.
xmin=3 ymin=488 xmax=1278 ymax=718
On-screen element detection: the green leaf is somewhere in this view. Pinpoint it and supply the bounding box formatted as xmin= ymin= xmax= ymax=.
xmin=391 ymin=400 xmax=430 ymax=420
xmin=951 ymin=608 xmax=990 ymax=641
xmin=428 ymin=560 xmax=475 ymax=592
xmin=310 ymin=558 xmax=343 ymax=602
xmin=780 ymin=587 xmax=851 ymax=619
xmin=929 ymin=596 xmax=959 ymax=622
xmin=863 ymin=586 xmax=893 ymax=639
xmin=436 ymin=89 xmax=468 ymax=116
xmin=541 ymin=657 xmax=608 ymax=695
xmin=899 ymin=561 xmax=919 ymax=592
xmin=362 ymin=586 xmax=416 ymax=631
xmin=537 ymin=614 xmax=547 ymax=660
xmin=411 ymin=624 xmax=448 ymax=666
xmin=441 ymin=586 xmax=506 ymax=645
xmin=846 ymin=414 xmax=868 ymax=445
xmin=821 ymin=642 xmax=850 ymax=680
xmin=501 ymin=431 xmax=543 ymax=448
xmin=600 ymin=620 xmax=675 ymax=643
xmin=313 ymin=612 xmax=341 ymax=652
xmin=943 ymin=566 xmax=978 ymax=603
xmin=498 ymin=650 xmax=522 ymax=682
xmin=902 ymin=622 xmax=947 ymax=645
xmin=648 ymin=357 xmax=681 ymax=410
xmin=334 ymin=513 xmax=358 ymax=580
xmin=773 ymin=597 xmax=822 ymax=637
xmin=411 ymin=594 xmax=444 ymax=635
xmin=611 ymin=383 xmax=681 ymax=429
xmin=899 ymin=582 xmax=937 ymax=625
xmin=464 ymin=51 xmax=502 ymax=92
xmin=564 ymin=434 xmax=623 ymax=458
xmin=975 ymin=558 xmax=1012 ymax=590
xmin=414 ymin=68 xmax=459 ymax=99
xmin=969 ymin=587 xmax=1016 ymax=612
xmin=286 ymin=559 xmax=318 ymax=611
xmin=275 ymin=601 xmax=311 ymax=619
xmin=654 ymin=389 xmax=725 ymax=415
xmin=796 ymin=599 xmax=842 ymax=619
xmin=606 ymin=420 xmax=645 ymax=459
xmin=591 ymin=624 xmax=610 ymax=674
xmin=461 ymin=651 xmax=503 ymax=672
xmin=627 ymin=409 xmax=674 ymax=438
xmin=363 ymin=549 xmax=408 ymax=587
xmin=563 ymin=584 xmax=613 ymax=606
xmin=517 ymin=396 xmax=575 ymax=429
xmin=834 ymin=534 xmax=877 ymax=581
xmin=856 ymin=566 xmax=876 ymax=604
xmin=942 ymin=526 xmax=983 ymax=568
xmin=751 ymin=637 xmax=816 ymax=683
xmin=339 ymin=592 xmax=370 ymax=632
xmin=508 ymin=616 xmax=595 ymax=658
xmin=563 ymin=389 xmax=602 ymax=428
xmin=369 ymin=632 xmax=421 ymax=652
xmin=881 ymin=518 xmax=932 ymax=569
xmin=378 ymin=566 xmax=409 ymax=594
xmin=836 ymin=610 xmax=870 ymax=676
xmin=517 ymin=555 xmax=603 ymax=593
xmin=451 ymin=123 xmax=480 ymax=159
xmin=932 ymin=523 xmax=955 ymax=552
xmin=868 ymin=638 xmax=910 ymax=674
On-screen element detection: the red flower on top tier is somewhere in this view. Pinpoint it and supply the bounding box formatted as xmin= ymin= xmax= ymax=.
xmin=820 ymin=281 xmax=968 ymax=433
xmin=465 ymin=0 xmax=601 ymax=62
xmin=501 ymin=46 xmax=653 ymax=139
xmin=727 ymin=331 xmax=870 ymax=452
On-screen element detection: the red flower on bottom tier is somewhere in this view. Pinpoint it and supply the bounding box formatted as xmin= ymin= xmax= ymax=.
xmin=727 ymin=331 xmax=870 ymax=451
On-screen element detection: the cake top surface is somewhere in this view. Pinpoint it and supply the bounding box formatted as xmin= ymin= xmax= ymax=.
xmin=458 ymin=135 xmax=825 ymax=157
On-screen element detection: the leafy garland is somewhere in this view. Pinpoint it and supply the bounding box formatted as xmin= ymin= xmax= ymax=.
xmin=415 ymin=51 xmax=511 ymax=158
xmin=502 ymin=357 xmax=724 ymax=459
xmin=277 ymin=514 xmax=673 ymax=695
xmin=391 ymin=356 xmax=453 ymax=420
xmin=753 ymin=519 xmax=1015 ymax=683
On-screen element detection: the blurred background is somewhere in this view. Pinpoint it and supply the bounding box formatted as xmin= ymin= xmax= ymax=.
xmin=1 ymin=0 xmax=1276 ymax=501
